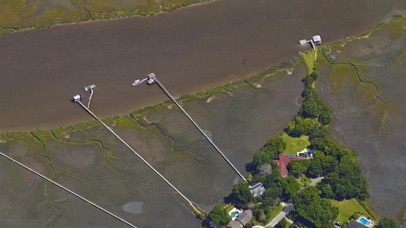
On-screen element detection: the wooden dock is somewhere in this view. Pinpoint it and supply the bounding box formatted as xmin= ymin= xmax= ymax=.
xmin=75 ymin=100 xmax=201 ymax=215
xmin=0 ymin=151 xmax=137 ymax=228
xmin=151 ymin=76 xmax=247 ymax=182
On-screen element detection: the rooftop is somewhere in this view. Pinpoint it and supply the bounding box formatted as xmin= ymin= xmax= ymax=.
xmin=249 ymin=182 xmax=265 ymax=197
xmin=274 ymin=154 xmax=305 ymax=177
xmin=235 ymin=210 xmax=253 ymax=226
xmin=348 ymin=220 xmax=368 ymax=228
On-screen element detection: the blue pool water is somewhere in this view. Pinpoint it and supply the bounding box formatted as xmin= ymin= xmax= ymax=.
xmin=230 ymin=211 xmax=239 ymax=218
xmin=359 ymin=217 xmax=371 ymax=226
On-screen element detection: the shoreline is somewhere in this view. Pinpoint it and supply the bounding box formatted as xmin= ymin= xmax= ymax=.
xmin=0 ymin=0 xmax=214 ymax=37
xmin=0 ymin=17 xmax=397 ymax=133
xmin=0 ymin=16 xmax=396 ymax=133
xmin=0 ymin=60 xmax=297 ymax=133
xmin=0 ymin=0 xmax=404 ymax=133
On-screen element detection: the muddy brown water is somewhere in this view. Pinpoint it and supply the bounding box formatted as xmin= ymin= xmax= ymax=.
xmin=0 ymin=0 xmax=404 ymax=132
xmin=1 ymin=0 xmax=406 ymax=227
xmin=0 ymin=64 xmax=306 ymax=227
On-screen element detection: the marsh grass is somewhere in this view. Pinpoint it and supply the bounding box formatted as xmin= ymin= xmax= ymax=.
xmin=0 ymin=0 xmax=208 ymax=35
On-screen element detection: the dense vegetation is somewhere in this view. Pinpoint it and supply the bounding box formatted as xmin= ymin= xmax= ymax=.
xmin=377 ymin=217 xmax=398 ymax=228
xmin=206 ymin=204 xmax=231 ymax=227
xmin=204 ymin=69 xmax=382 ymax=228
xmin=291 ymin=187 xmax=338 ymax=228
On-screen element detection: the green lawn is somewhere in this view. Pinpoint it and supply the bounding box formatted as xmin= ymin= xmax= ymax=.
xmin=280 ymin=132 xmax=310 ymax=155
xmin=266 ymin=204 xmax=283 ymax=223
xmin=224 ymin=204 xmax=234 ymax=213
xmin=331 ymin=199 xmax=373 ymax=223
xmin=300 ymin=49 xmax=317 ymax=74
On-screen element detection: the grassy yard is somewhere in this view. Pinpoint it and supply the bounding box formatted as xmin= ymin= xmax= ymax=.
xmin=280 ymin=132 xmax=310 ymax=155
xmin=331 ymin=198 xmax=373 ymax=223
xmin=224 ymin=204 xmax=235 ymax=212
xmin=266 ymin=204 xmax=283 ymax=223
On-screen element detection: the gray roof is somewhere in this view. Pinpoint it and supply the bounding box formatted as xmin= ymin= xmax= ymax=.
xmin=348 ymin=221 xmax=368 ymax=228
xmin=283 ymin=204 xmax=294 ymax=213
xmin=235 ymin=210 xmax=252 ymax=225
xmin=250 ymin=182 xmax=265 ymax=197
xmin=227 ymin=220 xmax=241 ymax=228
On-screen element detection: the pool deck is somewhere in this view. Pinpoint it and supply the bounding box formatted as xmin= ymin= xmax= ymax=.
xmin=356 ymin=216 xmax=374 ymax=227
xmin=229 ymin=208 xmax=243 ymax=221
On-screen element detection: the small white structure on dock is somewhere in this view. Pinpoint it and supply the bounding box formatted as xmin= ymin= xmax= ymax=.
xmin=147 ymin=73 xmax=156 ymax=85
xmin=132 ymin=73 xmax=156 ymax=86
xmin=312 ymin=35 xmax=321 ymax=44
xmin=299 ymin=35 xmax=322 ymax=49
xmin=72 ymin=94 xmax=84 ymax=103
xmin=84 ymin=84 xmax=96 ymax=91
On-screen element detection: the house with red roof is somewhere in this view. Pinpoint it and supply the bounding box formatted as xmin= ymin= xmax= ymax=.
xmin=274 ymin=154 xmax=305 ymax=177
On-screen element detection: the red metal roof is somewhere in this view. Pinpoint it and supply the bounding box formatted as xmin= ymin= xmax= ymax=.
xmin=274 ymin=154 xmax=304 ymax=177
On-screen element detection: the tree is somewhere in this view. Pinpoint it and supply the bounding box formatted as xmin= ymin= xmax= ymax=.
xmin=282 ymin=176 xmax=300 ymax=201
xmin=261 ymin=187 xmax=282 ymax=207
xmin=318 ymin=183 xmax=335 ymax=199
xmin=309 ymin=125 xmax=328 ymax=141
xmin=253 ymin=208 xmax=267 ymax=223
xmin=232 ymin=182 xmax=254 ymax=208
xmin=252 ymin=150 xmax=273 ymax=170
xmin=275 ymin=218 xmax=288 ymax=228
xmin=287 ymin=116 xmax=317 ymax=137
xmin=291 ymin=187 xmax=338 ymax=228
xmin=288 ymin=159 xmax=311 ymax=177
xmin=265 ymin=136 xmax=287 ymax=154
xmin=377 ymin=217 xmax=398 ymax=228
xmin=321 ymin=171 xmax=369 ymax=200
xmin=318 ymin=105 xmax=332 ymax=125
xmin=207 ymin=204 xmax=231 ymax=227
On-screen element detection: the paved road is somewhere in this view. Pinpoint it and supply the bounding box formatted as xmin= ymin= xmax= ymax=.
xmin=266 ymin=204 xmax=294 ymax=227
xmin=267 ymin=211 xmax=287 ymax=227
xmin=310 ymin=176 xmax=324 ymax=186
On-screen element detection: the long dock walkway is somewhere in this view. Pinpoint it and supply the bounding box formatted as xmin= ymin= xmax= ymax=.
xmin=75 ymin=101 xmax=200 ymax=214
xmin=153 ymin=78 xmax=247 ymax=182
xmin=0 ymin=151 xmax=137 ymax=228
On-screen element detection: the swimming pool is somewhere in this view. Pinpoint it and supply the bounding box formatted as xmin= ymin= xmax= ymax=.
xmin=230 ymin=211 xmax=239 ymax=218
xmin=358 ymin=217 xmax=371 ymax=226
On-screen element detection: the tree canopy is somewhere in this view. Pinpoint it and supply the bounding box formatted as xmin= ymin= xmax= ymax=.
xmin=207 ymin=204 xmax=230 ymax=227
xmin=377 ymin=217 xmax=398 ymax=228
xmin=231 ymin=182 xmax=254 ymax=208
xmin=291 ymin=187 xmax=338 ymax=228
